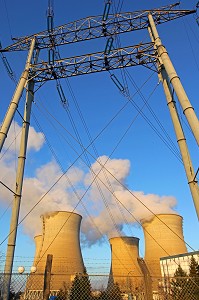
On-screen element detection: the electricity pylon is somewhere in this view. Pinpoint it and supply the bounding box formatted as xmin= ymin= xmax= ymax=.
xmin=0 ymin=3 xmax=198 ymax=300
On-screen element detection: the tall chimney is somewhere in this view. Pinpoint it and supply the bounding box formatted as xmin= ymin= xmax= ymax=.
xmin=142 ymin=213 xmax=187 ymax=279
xmin=109 ymin=237 xmax=143 ymax=292
xmin=27 ymin=211 xmax=84 ymax=294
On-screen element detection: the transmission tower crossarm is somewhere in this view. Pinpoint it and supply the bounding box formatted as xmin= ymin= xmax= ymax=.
xmin=29 ymin=42 xmax=157 ymax=82
xmin=0 ymin=5 xmax=195 ymax=52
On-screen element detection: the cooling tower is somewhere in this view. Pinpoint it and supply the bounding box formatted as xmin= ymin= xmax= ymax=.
xmin=27 ymin=211 xmax=84 ymax=294
xmin=142 ymin=213 xmax=187 ymax=279
xmin=109 ymin=237 xmax=143 ymax=292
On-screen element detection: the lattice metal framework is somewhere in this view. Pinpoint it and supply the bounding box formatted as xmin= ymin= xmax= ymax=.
xmin=30 ymin=42 xmax=157 ymax=82
xmin=1 ymin=3 xmax=195 ymax=52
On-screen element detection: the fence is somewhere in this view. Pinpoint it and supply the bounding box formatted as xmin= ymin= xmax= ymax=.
xmin=0 ymin=273 xmax=199 ymax=299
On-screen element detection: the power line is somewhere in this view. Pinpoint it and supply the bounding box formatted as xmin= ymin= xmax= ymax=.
xmin=2 ymin=0 xmax=13 ymax=40
xmin=0 ymin=90 xmax=195 ymax=255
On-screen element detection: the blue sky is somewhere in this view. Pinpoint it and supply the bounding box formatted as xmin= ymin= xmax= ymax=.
xmin=0 ymin=0 xmax=198 ymax=274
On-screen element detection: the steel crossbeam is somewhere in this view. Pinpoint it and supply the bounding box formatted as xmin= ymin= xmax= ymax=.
xmin=29 ymin=42 xmax=157 ymax=82
xmin=1 ymin=3 xmax=195 ymax=52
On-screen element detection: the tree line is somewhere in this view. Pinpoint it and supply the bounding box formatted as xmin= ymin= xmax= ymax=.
xmin=169 ymin=256 xmax=199 ymax=300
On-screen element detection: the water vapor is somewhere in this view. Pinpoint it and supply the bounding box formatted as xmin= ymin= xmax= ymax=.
xmin=0 ymin=123 xmax=177 ymax=246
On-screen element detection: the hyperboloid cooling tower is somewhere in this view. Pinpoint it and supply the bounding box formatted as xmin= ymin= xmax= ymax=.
xmin=109 ymin=237 xmax=143 ymax=292
xmin=142 ymin=213 xmax=187 ymax=279
xmin=27 ymin=211 xmax=84 ymax=294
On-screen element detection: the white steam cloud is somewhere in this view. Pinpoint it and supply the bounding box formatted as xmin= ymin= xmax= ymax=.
xmin=0 ymin=123 xmax=177 ymax=246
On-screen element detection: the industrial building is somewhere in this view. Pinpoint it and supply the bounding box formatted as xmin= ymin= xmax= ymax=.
xmin=160 ymin=250 xmax=199 ymax=277
xmin=23 ymin=211 xmax=190 ymax=299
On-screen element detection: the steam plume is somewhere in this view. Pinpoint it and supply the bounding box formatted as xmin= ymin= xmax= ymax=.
xmin=0 ymin=123 xmax=177 ymax=246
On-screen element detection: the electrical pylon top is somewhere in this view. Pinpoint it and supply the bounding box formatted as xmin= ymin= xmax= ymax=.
xmin=0 ymin=2 xmax=195 ymax=52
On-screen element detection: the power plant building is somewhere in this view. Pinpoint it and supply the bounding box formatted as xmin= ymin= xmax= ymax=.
xmin=24 ymin=210 xmax=189 ymax=299
xmin=160 ymin=250 xmax=199 ymax=277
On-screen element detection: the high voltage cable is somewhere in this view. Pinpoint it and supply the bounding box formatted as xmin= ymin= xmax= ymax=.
xmin=2 ymin=148 xmax=191 ymax=270
xmin=0 ymin=139 xmax=193 ymax=272
xmin=189 ymin=17 xmax=199 ymax=43
xmin=62 ymin=77 xmax=135 ymax=244
xmin=40 ymin=47 xmax=143 ymax=272
xmin=31 ymin=111 xmax=118 ymax=261
xmin=0 ymin=199 xmax=12 ymax=221
xmin=109 ymin=0 xmax=187 ymax=164
xmin=103 ymin=1 xmax=181 ymax=161
xmin=0 ymin=89 xmax=195 ymax=256
xmin=125 ymin=69 xmax=181 ymax=157
xmin=0 ymin=138 xmax=189 ymax=269
xmin=0 ymin=60 xmax=193 ymax=260
xmin=56 ymin=0 xmax=187 ymax=255
xmin=179 ymin=1 xmax=199 ymax=72
xmin=53 ymin=48 xmax=141 ymax=248
xmin=2 ymin=0 xmax=13 ymax=40
xmin=184 ymin=23 xmax=199 ymax=72
xmin=0 ymin=2 xmax=197 ymax=285
xmin=0 ymin=29 xmax=185 ymax=190
xmin=0 ymin=0 xmax=197 ymax=264
xmin=109 ymin=1 xmax=131 ymax=98
xmin=33 ymin=154 xmax=136 ymax=271
xmin=121 ymin=87 xmax=183 ymax=162
xmin=32 ymin=101 xmax=195 ymax=252
xmin=0 ymin=129 xmax=21 ymax=162
xmin=0 ymin=126 xmax=22 ymax=222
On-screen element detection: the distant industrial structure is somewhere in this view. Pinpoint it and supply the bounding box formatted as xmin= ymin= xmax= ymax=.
xmin=23 ymin=211 xmax=190 ymax=299
xmin=141 ymin=214 xmax=187 ymax=279
xmin=109 ymin=237 xmax=143 ymax=292
xmin=0 ymin=1 xmax=198 ymax=299
xmin=107 ymin=213 xmax=188 ymax=294
xmin=160 ymin=250 xmax=199 ymax=277
xmin=25 ymin=211 xmax=84 ymax=298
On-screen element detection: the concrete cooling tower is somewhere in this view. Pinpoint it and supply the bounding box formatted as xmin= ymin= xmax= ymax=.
xmin=109 ymin=237 xmax=143 ymax=292
xmin=26 ymin=211 xmax=84 ymax=295
xmin=142 ymin=213 xmax=187 ymax=279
